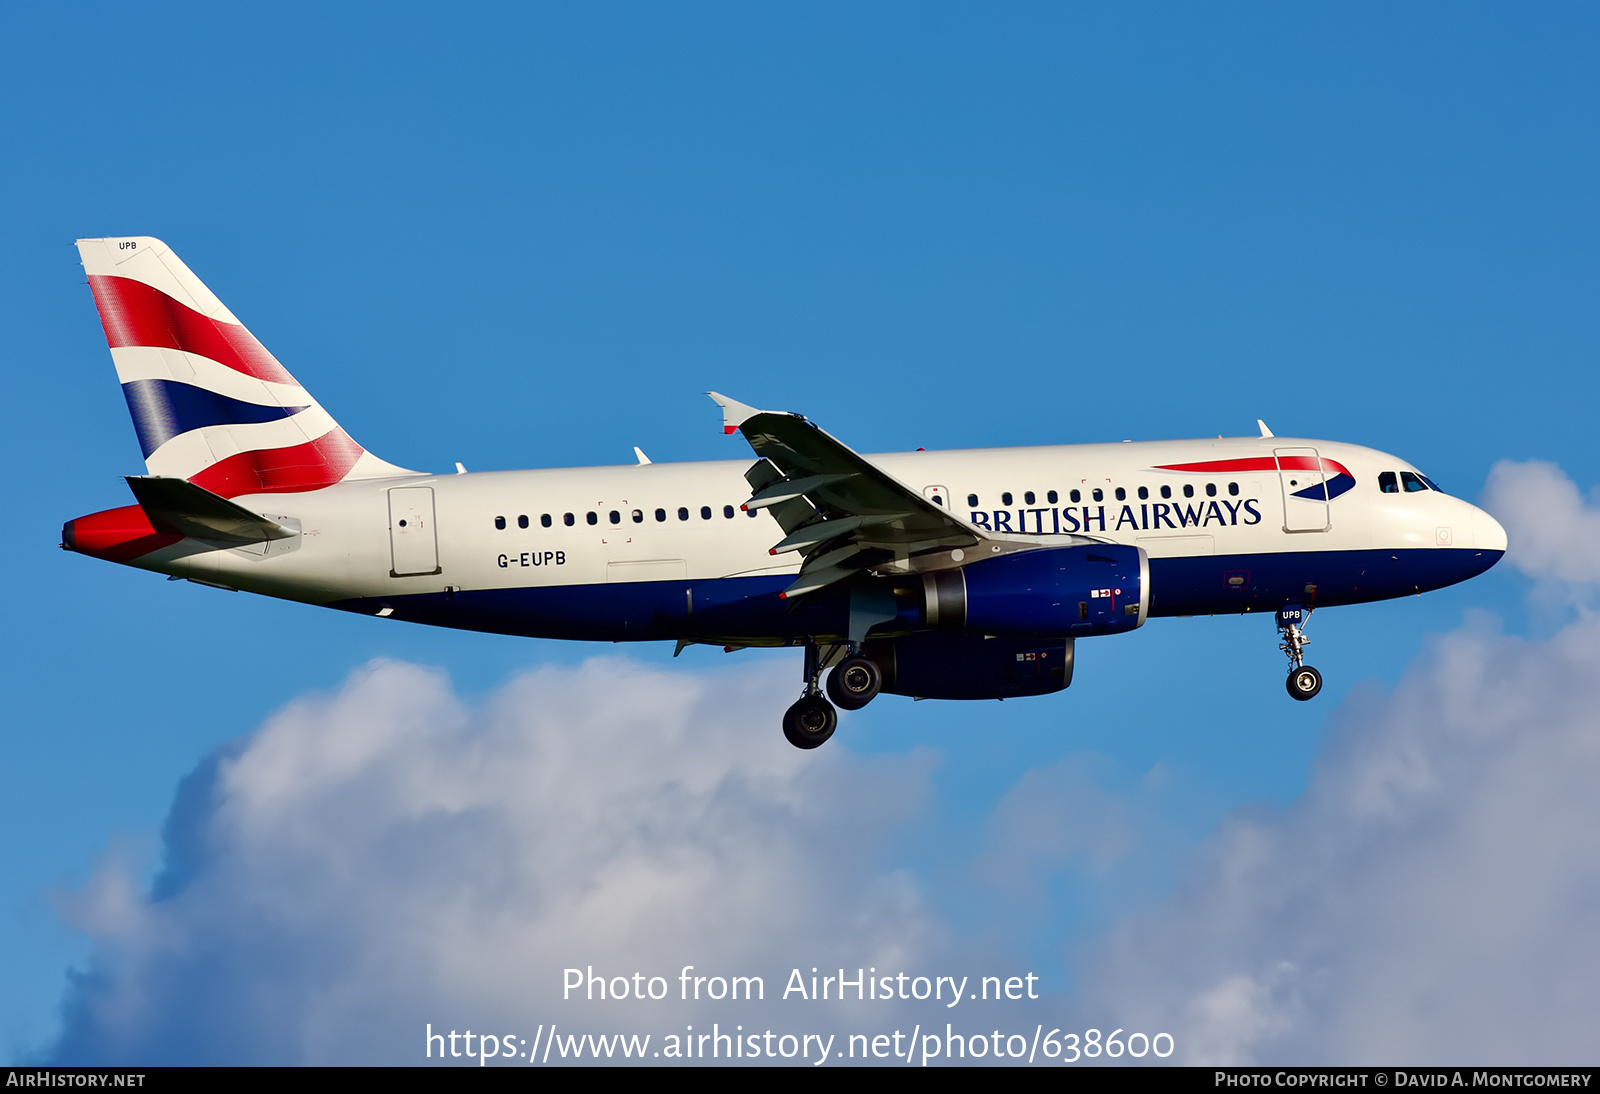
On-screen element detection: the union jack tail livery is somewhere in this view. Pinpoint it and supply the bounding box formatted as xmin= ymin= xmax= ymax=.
xmin=76 ymin=237 xmax=413 ymax=499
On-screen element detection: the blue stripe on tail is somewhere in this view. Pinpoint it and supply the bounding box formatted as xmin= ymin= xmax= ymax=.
xmin=121 ymin=379 xmax=308 ymax=457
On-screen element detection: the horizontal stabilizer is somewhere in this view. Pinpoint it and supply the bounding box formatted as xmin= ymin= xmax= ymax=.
xmin=125 ymin=476 xmax=297 ymax=545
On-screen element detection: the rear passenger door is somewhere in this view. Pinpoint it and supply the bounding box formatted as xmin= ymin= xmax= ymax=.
xmin=389 ymin=487 xmax=441 ymax=576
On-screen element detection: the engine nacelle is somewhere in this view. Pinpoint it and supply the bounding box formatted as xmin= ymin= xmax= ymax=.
xmin=921 ymin=544 xmax=1148 ymax=638
xmin=863 ymin=632 xmax=1074 ymax=700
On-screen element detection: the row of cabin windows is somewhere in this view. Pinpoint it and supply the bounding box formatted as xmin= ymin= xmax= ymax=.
xmin=1379 ymin=471 xmax=1441 ymax=494
xmin=961 ymin=483 xmax=1241 ymax=508
xmin=493 ymin=505 xmax=759 ymax=530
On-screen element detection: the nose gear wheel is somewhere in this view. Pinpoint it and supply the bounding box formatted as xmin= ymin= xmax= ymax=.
xmin=1286 ymin=665 xmax=1323 ymax=701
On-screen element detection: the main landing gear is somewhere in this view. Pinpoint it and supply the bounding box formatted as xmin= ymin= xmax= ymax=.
xmin=827 ymin=655 xmax=883 ymax=711
xmin=1277 ymin=605 xmax=1322 ymax=701
xmin=782 ymin=643 xmax=884 ymax=749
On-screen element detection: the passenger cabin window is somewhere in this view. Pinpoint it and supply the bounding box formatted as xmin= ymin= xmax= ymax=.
xmin=1160 ymin=485 xmax=1171 ymax=499
xmin=633 ymin=509 xmax=644 ymax=523
xmin=1183 ymin=485 xmax=1194 ymax=498
xmin=563 ymin=513 xmax=575 ymax=526
xmin=1114 ymin=487 xmax=1126 ymax=501
xmin=701 ymin=506 xmax=712 ymax=520
xmin=609 ymin=510 xmax=621 ymax=524
xmin=967 ymin=494 xmax=979 ymax=507
xmin=723 ymin=504 xmax=735 ymax=518
xmin=1205 ymin=484 xmax=1217 ymax=497
xmin=1379 ymin=472 xmax=1399 ymax=494
xmin=494 ymin=516 xmax=506 ymax=530
xmin=1092 ymin=488 xmax=1103 ymax=502
xmin=586 ymin=512 xmax=598 ymax=525
xmin=1138 ymin=486 xmax=1148 ymax=500
xmin=1024 ymin=491 xmax=1035 ymax=505
xmin=1070 ymin=489 xmax=1081 ymax=503
xmin=1047 ymin=490 xmax=1058 ymax=504
xmin=655 ymin=508 xmax=666 ymax=522
xmin=541 ymin=514 xmax=552 ymax=527
xmin=518 ymin=515 xmax=529 ymax=529
xmin=1002 ymin=492 xmax=1013 ymax=506
xmin=746 ymin=507 xmax=758 ymax=517
xmin=678 ymin=507 xmax=689 ymax=521
xmin=1228 ymin=483 xmax=1239 ymax=496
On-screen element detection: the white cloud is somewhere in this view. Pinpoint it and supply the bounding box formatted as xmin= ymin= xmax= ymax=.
xmin=45 ymin=657 xmax=946 ymax=1064
xmin=1080 ymin=614 xmax=1600 ymax=1063
xmin=1481 ymin=459 xmax=1600 ymax=584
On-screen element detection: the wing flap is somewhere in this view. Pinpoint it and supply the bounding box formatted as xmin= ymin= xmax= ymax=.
xmin=744 ymin=473 xmax=854 ymax=510
xmin=780 ymin=563 xmax=858 ymax=600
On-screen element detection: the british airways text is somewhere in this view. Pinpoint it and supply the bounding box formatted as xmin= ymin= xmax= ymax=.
xmin=970 ymin=500 xmax=1264 ymax=535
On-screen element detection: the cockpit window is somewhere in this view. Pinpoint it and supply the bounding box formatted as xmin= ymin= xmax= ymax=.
xmin=1400 ymin=471 xmax=1427 ymax=493
xmin=1379 ymin=472 xmax=1399 ymax=494
xmin=1419 ymin=474 xmax=1444 ymax=493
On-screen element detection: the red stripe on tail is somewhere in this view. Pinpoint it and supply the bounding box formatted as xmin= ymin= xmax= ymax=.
xmin=187 ymin=429 xmax=365 ymax=499
xmin=87 ymin=275 xmax=298 ymax=386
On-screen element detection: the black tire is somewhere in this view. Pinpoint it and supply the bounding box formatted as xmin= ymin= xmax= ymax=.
xmin=826 ymin=656 xmax=883 ymax=711
xmin=1286 ymin=665 xmax=1323 ymax=701
xmin=782 ymin=695 xmax=838 ymax=749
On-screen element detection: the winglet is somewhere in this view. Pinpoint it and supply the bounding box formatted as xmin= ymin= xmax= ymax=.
xmin=1257 ymin=419 xmax=1275 ymax=438
xmin=707 ymin=392 xmax=762 ymax=435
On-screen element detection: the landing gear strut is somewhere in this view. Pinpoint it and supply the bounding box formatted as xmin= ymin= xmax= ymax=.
xmin=1277 ymin=605 xmax=1322 ymax=701
xmin=782 ymin=641 xmax=838 ymax=749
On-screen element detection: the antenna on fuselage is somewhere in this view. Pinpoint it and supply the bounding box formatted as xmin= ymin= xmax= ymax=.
xmin=1257 ymin=420 xmax=1275 ymax=438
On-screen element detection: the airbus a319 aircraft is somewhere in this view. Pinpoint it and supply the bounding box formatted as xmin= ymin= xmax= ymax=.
xmin=63 ymin=237 xmax=1507 ymax=749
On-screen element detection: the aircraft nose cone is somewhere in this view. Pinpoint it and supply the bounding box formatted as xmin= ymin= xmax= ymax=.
xmin=1473 ymin=505 xmax=1509 ymax=555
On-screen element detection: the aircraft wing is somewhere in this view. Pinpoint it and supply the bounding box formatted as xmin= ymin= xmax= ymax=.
xmin=709 ymin=393 xmax=992 ymax=598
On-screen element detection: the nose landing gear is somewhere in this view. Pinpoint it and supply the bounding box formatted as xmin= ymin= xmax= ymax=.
xmin=1277 ymin=605 xmax=1322 ymax=701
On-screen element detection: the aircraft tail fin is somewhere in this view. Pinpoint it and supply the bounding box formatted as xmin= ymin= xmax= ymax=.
xmin=75 ymin=237 xmax=416 ymax=499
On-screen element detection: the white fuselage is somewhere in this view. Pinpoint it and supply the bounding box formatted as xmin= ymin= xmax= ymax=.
xmin=125 ymin=434 xmax=1504 ymax=645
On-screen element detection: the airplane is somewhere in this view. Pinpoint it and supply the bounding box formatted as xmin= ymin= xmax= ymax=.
xmin=61 ymin=237 xmax=1508 ymax=749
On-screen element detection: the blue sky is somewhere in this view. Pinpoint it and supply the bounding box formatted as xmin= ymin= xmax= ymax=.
xmin=3 ymin=3 xmax=1599 ymax=1064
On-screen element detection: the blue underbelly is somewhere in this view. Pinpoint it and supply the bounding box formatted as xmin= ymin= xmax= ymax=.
xmin=325 ymin=547 xmax=1503 ymax=640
